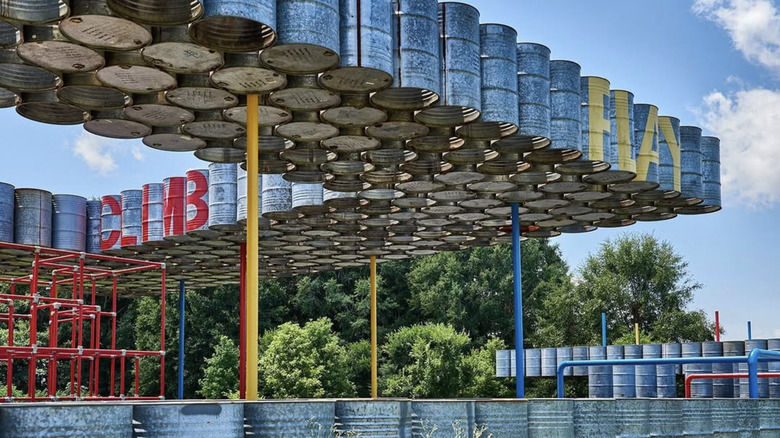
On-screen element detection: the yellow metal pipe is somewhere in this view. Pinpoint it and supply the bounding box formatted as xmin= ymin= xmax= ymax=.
xmin=245 ymin=94 xmax=259 ymax=400
xmin=370 ymin=255 xmax=377 ymax=398
xmin=635 ymin=323 xmax=640 ymax=345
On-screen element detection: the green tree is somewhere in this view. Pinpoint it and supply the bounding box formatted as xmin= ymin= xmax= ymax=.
xmin=258 ymin=318 xmax=355 ymax=398
xmin=461 ymin=337 xmax=514 ymax=398
xmin=199 ymin=335 xmax=239 ymax=399
xmin=572 ymin=233 xmax=713 ymax=344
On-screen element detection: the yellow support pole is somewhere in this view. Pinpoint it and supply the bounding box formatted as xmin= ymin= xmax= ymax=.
xmin=635 ymin=323 xmax=640 ymax=345
xmin=370 ymin=255 xmax=378 ymax=398
xmin=245 ymin=94 xmax=259 ymax=400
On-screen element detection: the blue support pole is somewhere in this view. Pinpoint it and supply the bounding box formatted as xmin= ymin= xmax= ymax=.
xmin=511 ymin=203 xmax=524 ymax=398
xmin=747 ymin=321 xmax=752 ymax=340
xmin=601 ymin=312 xmax=607 ymax=346
xmin=178 ymin=279 xmax=185 ymax=399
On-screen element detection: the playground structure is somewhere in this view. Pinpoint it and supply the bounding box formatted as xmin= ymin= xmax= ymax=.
xmin=0 ymin=241 xmax=165 ymax=401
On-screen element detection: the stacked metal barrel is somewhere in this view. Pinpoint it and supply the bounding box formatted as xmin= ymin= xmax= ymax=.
xmin=0 ymin=0 xmax=722 ymax=279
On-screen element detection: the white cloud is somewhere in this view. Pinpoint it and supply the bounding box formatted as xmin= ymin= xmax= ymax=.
xmin=693 ymin=0 xmax=780 ymax=75
xmin=697 ymin=87 xmax=780 ymax=208
xmin=72 ymin=132 xmax=118 ymax=176
xmin=131 ymin=145 xmax=145 ymax=162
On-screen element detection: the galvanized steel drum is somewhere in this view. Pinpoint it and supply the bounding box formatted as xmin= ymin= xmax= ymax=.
xmin=186 ymin=169 xmax=210 ymax=234
xmin=714 ymin=341 xmax=741 ymax=399
xmin=437 ymin=2 xmax=481 ymax=110
xmin=0 ymin=21 xmax=21 ymax=49
xmin=700 ymin=136 xmax=722 ymax=209
xmin=588 ymin=346 xmax=612 ymax=398
xmin=208 ymin=163 xmax=239 ymax=230
xmin=759 ymin=399 xmax=780 ymax=437
xmin=741 ymin=339 xmax=770 ymax=398
xmin=657 ymin=115 xmax=682 ymax=194
xmin=573 ymin=399 xmax=617 ymax=437
xmin=86 ymin=199 xmax=102 ymax=253
xmin=549 ymin=60 xmax=582 ymax=152
xmin=580 ymin=76 xmax=611 ymax=163
xmin=0 ymin=0 xmax=69 ymax=24
xmin=411 ymin=400 xmax=474 ymax=437
xmin=14 ymin=188 xmax=52 ymax=247
xmin=541 ymin=347 xmax=557 ymax=377
xmin=637 ymin=344 xmax=661 ymax=398
xmin=338 ymin=0 xmax=393 ymax=74
xmin=609 ymin=90 xmax=636 ymax=173
xmin=572 ymin=346 xmax=589 ymax=377
xmin=711 ymin=399 xmax=740 ymax=437
xmin=615 ymin=399 xmax=650 ymax=438
xmin=682 ymin=399 xmax=713 ymax=438
xmin=525 ymin=348 xmax=541 ymax=377
xmin=0 ymin=403 xmax=132 ymax=438
xmin=334 ymin=400 xmax=412 ymax=436
xmin=474 ymin=400 xmax=527 ymax=437
xmin=634 ymin=103 xmax=660 ymax=185
xmin=142 ymin=183 xmax=164 ymax=245
xmin=163 ymin=177 xmax=187 ymax=240
xmin=680 ymin=126 xmax=703 ymax=200
xmin=100 ymin=194 xmax=122 ymax=251
xmin=189 ymin=0 xmax=277 ymax=53
xmin=516 ymin=43 xmax=551 ymax=144
xmin=646 ymin=399 xmax=683 ymax=437
xmin=684 ymin=341 xmax=713 ymax=398
xmin=261 ymin=174 xmax=293 ymax=219
xmin=292 ymin=183 xmax=325 ymax=214
xmin=681 ymin=342 xmax=703 ymax=390
xmin=557 ymin=347 xmax=573 ymax=377
xmin=132 ymin=402 xmax=244 ymax=437
xmin=244 ymin=400 xmax=335 ymax=437
xmin=0 ymin=182 xmax=14 ymax=242
xmin=106 ymin=0 xmax=203 ymax=26
xmin=526 ymin=399 xmax=574 ymax=438
xmin=120 ymin=189 xmax=142 ymax=248
xmin=496 ymin=350 xmax=511 ymax=378
xmin=236 ymin=166 xmax=260 ymax=225
xmin=767 ymin=339 xmax=780 ymax=399
xmin=478 ymin=24 xmax=518 ymax=125
xmin=663 ymin=341 xmax=683 ymax=374
xmin=609 ymin=345 xmax=636 ymax=398
xmin=388 ymin=0 xmax=441 ymax=95
xmin=269 ymin=0 xmax=340 ymax=74
xmin=51 ymin=194 xmax=87 ymax=251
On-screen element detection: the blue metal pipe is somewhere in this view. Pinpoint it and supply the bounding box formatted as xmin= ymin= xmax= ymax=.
xmin=511 ymin=203 xmax=524 ymax=398
xmin=747 ymin=321 xmax=752 ymax=340
xmin=178 ymin=279 xmax=185 ymax=399
xmin=556 ymin=349 xmax=780 ymax=399
xmin=601 ymin=312 xmax=607 ymax=346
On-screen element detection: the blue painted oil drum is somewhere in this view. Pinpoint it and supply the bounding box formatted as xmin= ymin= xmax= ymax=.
xmin=572 ymin=346 xmax=589 ymax=377
xmin=516 ymin=43 xmax=551 ymax=141
xmin=609 ymin=90 xmax=636 ymax=172
xmin=120 ymin=189 xmax=143 ymax=248
xmin=86 ymin=199 xmax=102 ymax=254
xmin=14 ymin=188 xmax=52 ymax=247
xmin=479 ymin=24 xmax=518 ymax=125
xmin=700 ymin=136 xmax=722 ymax=209
xmin=208 ymin=163 xmax=239 ymax=230
xmin=550 ymin=60 xmax=582 ymax=152
xmin=189 ymin=0 xmax=277 ymax=53
xmin=0 ymin=182 xmax=14 ymax=242
xmin=767 ymin=339 xmax=780 ymax=399
xmin=52 ymin=194 xmax=87 ymax=252
xmin=722 ymin=340 xmax=744 ymax=398
xmin=613 ymin=345 xmax=637 ymax=398
xmin=634 ymin=103 xmax=660 ymax=184
xmin=680 ymin=126 xmax=703 ymax=200
xmin=580 ymin=76 xmax=611 ymax=162
xmin=141 ymin=183 xmax=164 ymax=245
xmin=390 ymin=0 xmax=441 ymax=94
xmin=658 ymin=115 xmax=682 ymax=193
xmin=588 ymin=346 xmax=612 ymax=398
xmin=541 ymin=347 xmax=557 ymax=377
xmin=557 ymin=347 xmax=573 ymax=377
xmin=682 ymin=342 xmax=712 ymax=399
xmin=496 ymin=349 xmax=511 ymax=378
xmin=525 ymin=348 xmax=541 ymax=377
xmin=437 ymin=2 xmax=481 ymax=110
xmin=741 ymin=339 xmax=770 ymax=398
xmin=338 ymin=0 xmax=393 ymax=73
xmin=638 ymin=344 xmax=661 ymax=398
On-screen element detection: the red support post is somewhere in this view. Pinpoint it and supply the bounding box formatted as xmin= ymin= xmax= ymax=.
xmin=715 ymin=311 xmax=720 ymax=342
xmin=159 ymin=267 xmax=166 ymax=399
xmin=110 ymin=275 xmax=117 ymax=397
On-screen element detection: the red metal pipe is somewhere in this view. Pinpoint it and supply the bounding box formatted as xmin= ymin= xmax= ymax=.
xmin=134 ymin=357 xmax=140 ymax=397
xmin=239 ymin=243 xmax=246 ymax=399
xmin=28 ymin=250 xmax=40 ymax=400
xmin=684 ymin=372 xmax=780 ymax=397
xmin=110 ymin=275 xmax=117 ymax=396
xmin=715 ymin=311 xmax=720 ymax=342
xmin=120 ymin=355 xmax=126 ymax=397
xmin=160 ymin=267 xmax=166 ymax=398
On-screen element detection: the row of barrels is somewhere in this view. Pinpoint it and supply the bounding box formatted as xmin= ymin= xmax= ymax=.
xmin=497 ymin=339 xmax=780 ymax=399
xmin=1 ymin=399 xmax=779 ymax=437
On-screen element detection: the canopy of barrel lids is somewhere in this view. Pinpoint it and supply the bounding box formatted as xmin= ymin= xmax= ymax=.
xmin=0 ymin=0 xmax=722 ymax=285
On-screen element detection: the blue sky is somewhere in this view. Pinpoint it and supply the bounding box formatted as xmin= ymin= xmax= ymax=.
xmin=0 ymin=0 xmax=778 ymax=340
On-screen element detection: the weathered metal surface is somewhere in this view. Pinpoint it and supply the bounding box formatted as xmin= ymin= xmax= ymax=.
xmin=474 ymin=400 xmax=527 ymax=438
xmin=549 ymin=60 xmax=582 ymax=152
xmin=189 ymin=0 xmax=277 ymax=53
xmin=571 ymin=346 xmax=589 ymax=377
xmin=525 ymin=348 xmax=541 ymax=377
xmin=683 ymin=399 xmax=713 ymax=438
xmin=261 ymin=174 xmax=293 ymax=219
xmin=0 ymin=20 xmax=22 ymax=48
xmin=615 ymin=399 xmax=650 ymax=438
xmin=141 ymin=183 xmax=164 ymax=245
xmin=276 ymin=0 xmax=340 ymax=57
xmin=244 ymin=400 xmax=335 ymax=438
xmin=208 ymin=163 xmax=239 ymax=230
xmin=579 ymin=76 xmax=610 ymax=163
xmin=767 ymin=339 xmax=780 ymax=399
xmin=17 ymin=39 xmax=105 ymax=74
xmin=0 ymin=0 xmax=69 ymax=24
xmin=759 ymin=399 xmax=780 ymax=437
xmin=101 ymin=194 xmax=122 ymax=251
xmin=0 ymin=182 xmax=14 ymax=242
xmin=59 ymin=14 xmax=152 ymax=51
xmin=0 ymin=49 xmax=61 ymax=92
xmin=588 ymin=345 xmax=612 ymax=398
xmin=57 ymin=72 xmax=132 ymax=111
xmin=541 ymin=347 xmax=557 ymax=377
xmin=86 ymin=199 xmax=102 ymax=253
xmin=657 ymin=115 xmax=682 ymax=194
xmin=680 ymin=125 xmax=703 ymax=200
xmin=106 ymin=0 xmax=202 ymax=26
xmin=633 ymin=103 xmax=661 ymax=186
xmin=0 ymin=403 xmax=132 ymax=438
xmin=185 ymin=169 xmax=210 ymax=234
xmin=609 ymin=89 xmax=636 ymax=172
xmin=132 ymin=402 xmax=244 ymax=437
xmin=437 ymin=2 xmax=480 ymax=110
xmin=120 ymin=189 xmax=142 ymax=248
xmin=388 ymin=0 xmax=441 ymax=95
xmin=292 ymin=182 xmax=325 ymax=214
xmin=52 ymin=194 xmax=87 ymax=251
xmin=607 ymin=345 xmax=634 ymax=398
xmin=527 ymin=399 xmax=574 ymax=438
xmin=85 ymin=110 xmax=152 ymax=139
xmin=556 ymin=347 xmax=573 ymax=377
xmin=573 ymin=399 xmax=617 ymax=437
xmin=334 ymin=399 xmax=412 ymax=436
xmin=647 ymin=399 xmax=683 ymax=437
xmin=637 ymin=344 xmax=661 ymax=398
xmin=411 ymin=400 xmax=474 ymax=437
xmin=339 ymin=0 xmax=393 ymax=74
xmin=516 ymin=43 xmax=551 ymax=142
xmin=14 ymin=188 xmax=52 ymax=246
xmin=700 ymin=136 xmax=722 ymax=208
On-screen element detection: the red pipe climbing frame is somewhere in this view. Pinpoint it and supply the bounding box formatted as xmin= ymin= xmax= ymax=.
xmin=0 ymin=241 xmax=166 ymax=402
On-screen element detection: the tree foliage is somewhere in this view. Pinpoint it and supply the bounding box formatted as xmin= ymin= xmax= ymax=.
xmin=199 ymin=335 xmax=239 ymax=399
